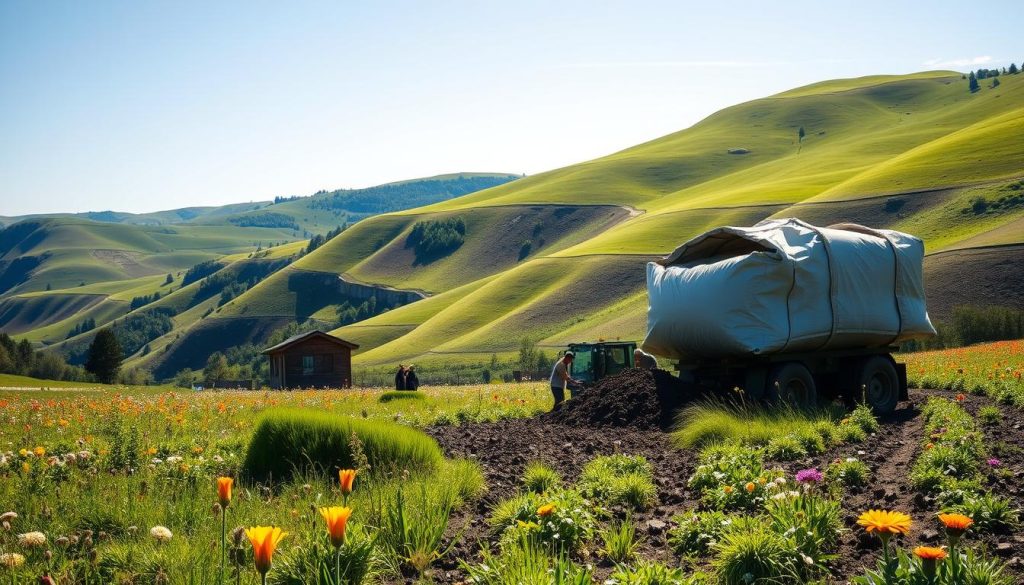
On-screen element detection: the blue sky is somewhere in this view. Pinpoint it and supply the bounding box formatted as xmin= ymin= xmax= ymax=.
xmin=1 ymin=0 xmax=1019 ymax=215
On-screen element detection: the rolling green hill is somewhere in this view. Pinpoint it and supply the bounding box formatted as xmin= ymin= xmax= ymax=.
xmin=12 ymin=70 xmax=1024 ymax=381
xmin=0 ymin=173 xmax=518 ymax=354
xmin=296 ymin=71 xmax=1024 ymax=373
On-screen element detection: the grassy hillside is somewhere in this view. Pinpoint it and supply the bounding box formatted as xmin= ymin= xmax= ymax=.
xmin=1 ymin=174 xmax=516 ymax=351
xmin=37 ymin=70 xmax=1024 ymax=377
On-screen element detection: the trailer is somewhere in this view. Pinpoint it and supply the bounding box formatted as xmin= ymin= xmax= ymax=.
xmin=644 ymin=219 xmax=934 ymax=413
xmin=676 ymin=346 xmax=907 ymax=412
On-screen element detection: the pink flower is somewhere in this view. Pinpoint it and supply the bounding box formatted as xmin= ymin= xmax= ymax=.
xmin=795 ymin=468 xmax=823 ymax=483
xmin=987 ymin=458 xmax=1001 ymax=467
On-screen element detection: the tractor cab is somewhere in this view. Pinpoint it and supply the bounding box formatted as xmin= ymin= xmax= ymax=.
xmin=567 ymin=341 xmax=637 ymax=384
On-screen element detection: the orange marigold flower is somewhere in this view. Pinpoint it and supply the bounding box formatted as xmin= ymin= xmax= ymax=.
xmin=937 ymin=513 xmax=973 ymax=532
xmin=338 ymin=469 xmax=357 ymax=496
xmin=318 ymin=506 xmax=352 ymax=548
xmin=217 ymin=476 xmax=233 ymax=509
xmin=913 ymin=546 xmax=946 ymax=560
xmin=857 ymin=510 xmax=912 ymax=535
xmin=745 ymin=482 xmax=756 ymax=493
xmin=723 ymin=485 xmax=734 ymax=495
xmin=537 ymin=504 xmax=556 ymax=517
xmin=925 ymin=443 xmax=935 ymax=449
xmin=245 ymin=526 xmax=286 ymax=575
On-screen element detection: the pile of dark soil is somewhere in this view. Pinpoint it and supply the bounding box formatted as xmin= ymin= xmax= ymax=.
xmin=544 ymin=368 xmax=694 ymax=430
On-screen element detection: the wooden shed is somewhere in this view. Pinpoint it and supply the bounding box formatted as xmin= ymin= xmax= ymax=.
xmin=262 ymin=331 xmax=359 ymax=389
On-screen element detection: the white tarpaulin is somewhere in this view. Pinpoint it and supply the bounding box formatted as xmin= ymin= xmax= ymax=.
xmin=642 ymin=218 xmax=936 ymax=360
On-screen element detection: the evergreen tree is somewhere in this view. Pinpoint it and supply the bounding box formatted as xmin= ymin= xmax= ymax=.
xmin=203 ymin=352 xmax=230 ymax=385
xmin=968 ymin=71 xmax=980 ymax=92
xmin=1010 ymin=63 xmax=1019 ymax=74
xmin=798 ymin=126 xmax=806 ymax=141
xmin=85 ymin=328 xmax=123 ymax=383
xmin=992 ymin=77 xmax=1001 ymax=88
xmin=165 ymin=273 xmax=174 ymax=285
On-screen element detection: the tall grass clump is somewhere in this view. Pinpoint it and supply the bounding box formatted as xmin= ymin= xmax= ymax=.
xmin=243 ymin=408 xmax=443 ymax=482
xmin=672 ymin=400 xmax=843 ymax=448
xmin=378 ymin=391 xmax=425 ymax=403
xmin=523 ymin=461 xmax=561 ymax=493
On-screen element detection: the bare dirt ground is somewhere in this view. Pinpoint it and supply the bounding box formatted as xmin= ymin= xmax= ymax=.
xmin=422 ymin=386 xmax=1024 ymax=583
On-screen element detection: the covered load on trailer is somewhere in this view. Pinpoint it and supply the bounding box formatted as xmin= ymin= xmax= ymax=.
xmin=643 ymin=218 xmax=936 ymax=361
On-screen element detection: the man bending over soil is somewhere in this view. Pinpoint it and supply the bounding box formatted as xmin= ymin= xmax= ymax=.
xmin=549 ymin=351 xmax=580 ymax=408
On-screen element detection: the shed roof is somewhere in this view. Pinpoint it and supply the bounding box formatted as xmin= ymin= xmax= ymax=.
xmin=262 ymin=330 xmax=359 ymax=354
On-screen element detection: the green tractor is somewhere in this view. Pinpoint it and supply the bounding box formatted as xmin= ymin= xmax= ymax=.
xmin=567 ymin=341 xmax=638 ymax=384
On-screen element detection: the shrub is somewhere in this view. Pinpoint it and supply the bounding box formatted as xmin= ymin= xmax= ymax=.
xmin=490 ymin=489 xmax=596 ymax=553
xmin=825 ymin=458 xmax=870 ymax=488
xmin=462 ymin=536 xmax=593 ymax=585
xmin=523 ymin=461 xmax=561 ymax=494
xmin=765 ymin=435 xmax=807 ymax=461
xmin=378 ymin=391 xmax=425 ymax=403
xmin=599 ymin=518 xmax=641 ymax=563
xmin=846 ymin=403 xmax=879 ymax=433
xmin=607 ymin=560 xmax=690 ymax=584
xmin=978 ymin=405 xmax=1002 ymax=425
xmin=579 ymin=455 xmax=656 ymax=510
xmin=713 ymin=521 xmax=799 ymax=584
xmin=242 ymin=408 xmax=444 ymax=482
xmin=269 ymin=525 xmax=377 ymax=584
xmin=953 ymin=493 xmax=1020 ymax=534
xmin=668 ymin=509 xmax=730 ymax=557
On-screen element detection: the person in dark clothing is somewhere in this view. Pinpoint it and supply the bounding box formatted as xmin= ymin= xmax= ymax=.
xmin=405 ymin=365 xmax=420 ymax=391
xmin=394 ymin=364 xmax=407 ymax=390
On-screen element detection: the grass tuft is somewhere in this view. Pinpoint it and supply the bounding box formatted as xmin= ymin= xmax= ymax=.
xmin=242 ymin=407 xmax=443 ymax=482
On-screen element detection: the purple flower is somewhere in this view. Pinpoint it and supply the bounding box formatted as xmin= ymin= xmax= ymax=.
xmin=795 ymin=468 xmax=823 ymax=483
xmin=987 ymin=458 xmax=1002 ymax=467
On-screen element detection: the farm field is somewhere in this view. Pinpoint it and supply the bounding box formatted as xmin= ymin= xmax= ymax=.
xmin=1 ymin=347 xmax=1022 ymax=583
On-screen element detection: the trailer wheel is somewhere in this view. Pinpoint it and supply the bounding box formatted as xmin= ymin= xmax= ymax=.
xmin=858 ymin=356 xmax=899 ymax=414
xmin=767 ymin=362 xmax=817 ymax=409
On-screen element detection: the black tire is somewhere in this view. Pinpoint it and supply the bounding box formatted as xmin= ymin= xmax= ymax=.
xmin=857 ymin=355 xmax=900 ymax=414
xmin=767 ymin=362 xmax=817 ymax=409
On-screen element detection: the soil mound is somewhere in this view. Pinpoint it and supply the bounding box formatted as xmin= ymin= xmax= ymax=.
xmin=544 ymin=368 xmax=693 ymax=430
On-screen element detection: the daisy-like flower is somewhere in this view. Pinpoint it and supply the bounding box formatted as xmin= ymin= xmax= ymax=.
xmin=150 ymin=525 xmax=173 ymax=543
xmin=857 ymin=510 xmax=912 ymax=537
xmin=745 ymin=482 xmax=756 ymax=493
xmin=537 ymin=504 xmax=556 ymax=517
xmin=17 ymin=531 xmax=46 ymax=547
xmin=937 ymin=513 xmax=972 ymax=545
xmin=914 ymin=546 xmax=947 ymax=578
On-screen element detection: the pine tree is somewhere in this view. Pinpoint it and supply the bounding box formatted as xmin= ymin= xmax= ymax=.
xmin=86 ymin=329 xmax=123 ymax=384
xmin=798 ymin=126 xmax=806 ymax=141
xmin=992 ymin=77 xmax=1001 ymax=88
xmin=1009 ymin=63 xmax=1019 ymax=75
xmin=968 ymin=71 xmax=980 ymax=93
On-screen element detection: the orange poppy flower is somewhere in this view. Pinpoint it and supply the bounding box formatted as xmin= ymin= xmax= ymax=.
xmin=217 ymin=476 xmax=233 ymax=509
xmin=319 ymin=506 xmax=352 ymax=548
xmin=245 ymin=526 xmax=286 ymax=575
xmin=338 ymin=469 xmax=357 ymax=496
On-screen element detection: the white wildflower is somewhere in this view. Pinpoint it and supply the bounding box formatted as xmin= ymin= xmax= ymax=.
xmin=17 ymin=531 xmax=46 ymax=547
xmin=150 ymin=525 xmax=173 ymax=543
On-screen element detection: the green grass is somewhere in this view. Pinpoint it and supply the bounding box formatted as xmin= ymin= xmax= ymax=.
xmin=0 ymin=373 xmax=107 ymax=388
xmin=672 ymin=400 xmax=844 ymax=448
xmin=242 ymin=407 xmax=445 ymax=482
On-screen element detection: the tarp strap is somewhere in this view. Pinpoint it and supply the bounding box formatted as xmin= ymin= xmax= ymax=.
xmin=807 ymin=226 xmax=838 ymax=351
xmin=879 ymin=233 xmax=905 ymax=345
xmin=778 ymin=260 xmax=798 ymax=354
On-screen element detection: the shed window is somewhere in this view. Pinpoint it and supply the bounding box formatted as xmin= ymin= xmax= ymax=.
xmin=315 ymin=354 xmax=335 ymax=374
xmin=302 ymin=355 xmax=314 ymax=375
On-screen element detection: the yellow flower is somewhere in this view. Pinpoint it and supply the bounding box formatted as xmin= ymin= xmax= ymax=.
xmin=338 ymin=469 xmax=357 ymax=496
xmin=745 ymin=482 xmax=756 ymax=493
xmin=246 ymin=526 xmax=287 ymax=575
xmin=723 ymin=485 xmax=734 ymax=495
xmin=0 ymin=553 xmax=25 ymax=568
xmin=216 ymin=477 xmax=233 ymax=509
xmin=537 ymin=504 xmax=556 ymax=517
xmin=857 ymin=510 xmax=912 ymax=536
xmin=33 ymin=447 xmax=45 ymax=457
xmin=318 ymin=506 xmax=352 ymax=548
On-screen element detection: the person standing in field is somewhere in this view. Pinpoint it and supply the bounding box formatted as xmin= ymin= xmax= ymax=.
xmin=549 ymin=351 xmax=579 ymax=408
xmin=405 ymin=365 xmax=420 ymax=391
xmin=394 ymin=365 xmax=407 ymax=390
xmin=634 ymin=348 xmax=659 ymax=370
